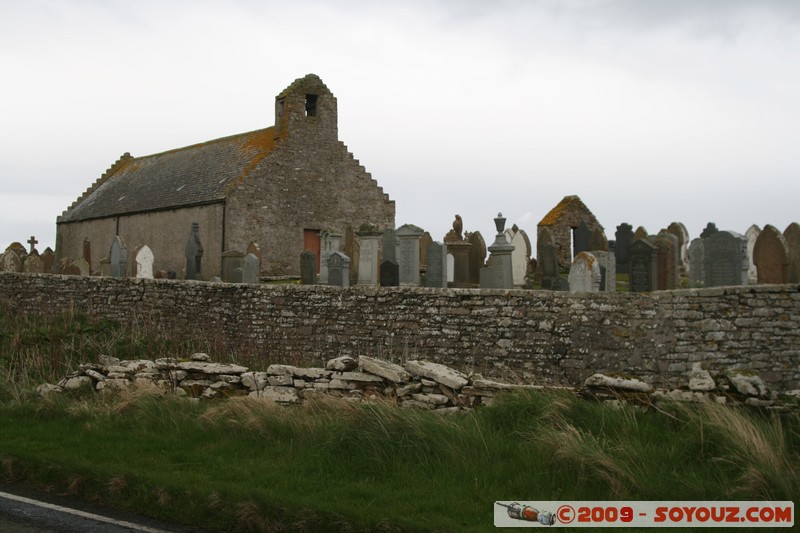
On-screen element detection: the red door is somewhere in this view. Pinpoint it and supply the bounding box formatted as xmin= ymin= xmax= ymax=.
xmin=304 ymin=229 xmax=321 ymax=273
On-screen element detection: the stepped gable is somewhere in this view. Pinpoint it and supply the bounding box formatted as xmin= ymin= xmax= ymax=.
xmin=58 ymin=128 xmax=275 ymax=223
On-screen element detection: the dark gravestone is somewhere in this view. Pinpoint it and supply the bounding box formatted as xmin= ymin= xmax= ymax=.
xmin=688 ymin=238 xmax=705 ymax=288
xmin=629 ymin=239 xmax=656 ymax=292
xmin=539 ymin=243 xmax=559 ymax=290
xmin=704 ymin=230 xmax=748 ymax=287
xmin=588 ymin=227 xmax=608 ymax=252
xmin=382 ymin=228 xmax=397 ymax=263
xmin=573 ymin=220 xmax=590 ymax=258
xmin=327 ymin=251 xmax=350 ymax=287
xmin=653 ymin=233 xmax=679 ymax=290
xmin=615 ymin=223 xmax=633 ymax=274
xmin=425 ymin=242 xmax=447 ymax=288
xmin=466 ymin=231 xmax=486 ymax=287
xmin=700 ymin=222 xmax=719 ymax=239
xmin=380 ymin=260 xmax=399 ymax=287
xmin=41 ymin=247 xmax=55 ymax=273
xmin=109 ymin=236 xmax=127 ymax=278
xmin=753 ymin=225 xmax=789 ymax=284
xmin=185 ymin=223 xmax=203 ymax=280
xmin=300 ymin=250 xmax=317 ymax=285
xmin=783 ymin=223 xmax=800 ymax=283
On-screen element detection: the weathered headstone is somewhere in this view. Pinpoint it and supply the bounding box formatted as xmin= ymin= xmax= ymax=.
xmin=704 ymin=230 xmax=748 ymax=287
xmin=783 ymin=222 xmax=800 ymax=283
xmin=480 ymin=213 xmax=515 ymax=289
xmin=356 ymin=228 xmax=381 ymax=286
xmin=185 ymin=223 xmax=203 ymax=280
xmin=221 ymin=250 xmax=245 ymax=283
xmin=539 ymin=243 xmax=559 ymax=290
xmin=688 ymin=238 xmax=705 ymax=288
xmin=573 ymin=220 xmax=590 ymax=258
xmin=134 ymin=245 xmax=154 ymax=279
xmin=246 ymin=242 xmax=263 ymax=268
xmin=615 ymin=223 xmax=633 ymax=274
xmin=588 ymin=227 xmax=608 ymax=253
xmin=753 ymin=225 xmax=789 ymax=284
xmin=61 ymin=259 xmax=81 ymax=276
xmin=327 ymin=251 xmax=350 ymax=287
xmin=242 ymin=253 xmax=260 ymax=284
xmin=73 ymin=257 xmax=90 ymax=276
xmin=700 ymin=222 xmax=718 ymax=239
xmin=397 ymin=224 xmax=424 ymax=286
xmin=632 ymin=226 xmax=648 ymax=242
xmin=653 ymin=233 xmax=679 ymax=290
xmin=666 ymin=222 xmax=689 ymax=278
xmin=745 ymin=225 xmax=761 ymax=285
xmin=466 ymin=231 xmax=486 ymax=287
xmin=568 ymin=252 xmax=601 ymax=292
xmin=508 ymin=227 xmax=531 ymax=288
xmin=591 ymin=250 xmax=616 ymax=292
xmin=0 ymin=250 xmax=22 ymax=272
xmin=300 ymin=251 xmax=317 ymax=285
xmin=379 ymin=260 xmax=399 ymax=287
xmin=319 ymin=231 xmax=342 ymax=284
xmin=109 ymin=236 xmax=127 ymax=278
xmin=425 ymin=242 xmax=447 ymax=288
xmin=23 ymin=253 xmax=44 ymax=274
xmin=27 ymin=235 xmax=38 ymax=254
xmin=629 ymin=239 xmax=656 ymax=292
xmin=418 ymin=232 xmax=433 ymax=271
xmin=41 ymin=248 xmax=55 ymax=274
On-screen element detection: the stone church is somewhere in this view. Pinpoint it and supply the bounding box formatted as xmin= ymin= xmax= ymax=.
xmin=56 ymin=74 xmax=395 ymax=278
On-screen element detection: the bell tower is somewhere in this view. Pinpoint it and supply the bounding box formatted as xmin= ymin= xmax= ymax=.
xmin=274 ymin=73 xmax=338 ymax=142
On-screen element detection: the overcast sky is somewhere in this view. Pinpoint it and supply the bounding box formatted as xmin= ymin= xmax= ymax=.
xmin=1 ymin=0 xmax=798 ymax=254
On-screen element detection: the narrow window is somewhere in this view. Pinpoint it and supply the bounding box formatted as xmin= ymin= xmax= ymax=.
xmin=305 ymin=94 xmax=318 ymax=117
xmin=276 ymin=98 xmax=285 ymax=119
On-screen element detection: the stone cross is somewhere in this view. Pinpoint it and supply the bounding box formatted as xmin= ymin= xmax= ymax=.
xmin=27 ymin=236 xmax=38 ymax=253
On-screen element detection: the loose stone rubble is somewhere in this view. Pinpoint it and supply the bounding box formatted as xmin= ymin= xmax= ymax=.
xmin=36 ymin=355 xmax=798 ymax=412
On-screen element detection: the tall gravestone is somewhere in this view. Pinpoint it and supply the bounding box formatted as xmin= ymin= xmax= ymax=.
xmin=591 ymin=250 xmax=616 ymax=292
xmin=41 ymin=248 xmax=55 ymax=274
xmin=539 ymin=244 xmax=559 ymax=290
xmin=568 ymin=252 xmax=601 ymax=292
xmin=381 ymin=228 xmax=397 ymax=264
xmin=480 ymin=213 xmax=515 ymax=289
xmin=327 ymin=251 xmax=350 ymax=287
xmin=466 ymin=231 xmax=486 ymax=287
xmin=425 ymin=242 xmax=447 ymax=288
xmin=185 ymin=223 xmax=203 ymax=280
xmin=745 ymin=225 xmax=761 ymax=285
xmin=356 ymin=228 xmax=381 ymax=286
xmin=508 ymin=228 xmax=531 ymax=289
xmin=300 ymin=251 xmax=317 ymax=285
xmin=135 ymin=245 xmax=154 ymax=279
xmin=615 ymin=223 xmax=633 ymax=275
xmin=418 ymin=232 xmax=433 ymax=273
xmin=572 ymin=220 xmax=590 ymax=258
xmin=379 ymin=260 xmax=399 ymax=287
xmin=629 ymin=239 xmax=656 ymax=292
xmin=319 ymin=231 xmax=342 ymax=284
xmin=753 ymin=225 xmax=789 ymax=284
xmin=653 ymin=233 xmax=679 ymax=290
xmin=242 ymin=253 xmax=260 ymax=284
xmin=783 ymin=223 xmax=800 ymax=283
xmin=110 ymin=236 xmax=127 ymax=278
xmin=704 ymin=230 xmax=748 ymax=287
xmin=397 ymin=224 xmax=424 ymax=286
xmin=666 ymin=222 xmax=689 ymax=278
xmin=688 ymin=238 xmax=705 ymax=288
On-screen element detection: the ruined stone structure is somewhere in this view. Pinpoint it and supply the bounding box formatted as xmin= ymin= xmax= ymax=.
xmin=3 ymin=272 xmax=799 ymax=391
xmin=56 ymin=74 xmax=395 ymax=278
xmin=537 ymin=195 xmax=605 ymax=271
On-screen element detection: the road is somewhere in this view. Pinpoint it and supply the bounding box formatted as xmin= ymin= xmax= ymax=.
xmin=0 ymin=484 xmax=208 ymax=532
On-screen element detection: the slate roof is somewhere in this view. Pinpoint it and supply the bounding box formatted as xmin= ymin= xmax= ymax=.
xmin=59 ymin=127 xmax=275 ymax=223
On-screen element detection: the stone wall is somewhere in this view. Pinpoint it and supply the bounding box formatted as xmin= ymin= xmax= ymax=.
xmin=2 ymin=273 xmax=799 ymax=391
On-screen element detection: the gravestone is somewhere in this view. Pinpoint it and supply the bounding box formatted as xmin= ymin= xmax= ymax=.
xmin=41 ymin=248 xmax=55 ymax=273
xmin=344 ymin=226 xmax=360 ymax=285
xmin=246 ymin=242 xmax=263 ymax=268
xmin=783 ymin=223 xmax=800 ymax=283
xmin=419 ymin=232 xmax=433 ymax=271
xmin=745 ymin=225 xmax=761 ymax=285
xmin=480 ymin=213 xmax=515 ymax=289
xmin=591 ymin=250 xmax=616 ymax=292
xmin=666 ymin=222 xmax=689 ymax=278
xmin=753 ymin=225 xmax=789 ymax=284
xmin=381 ymin=228 xmax=397 ymax=264
xmin=27 ymin=235 xmax=38 ymax=254
xmin=221 ymin=251 xmax=245 ymax=283
xmin=397 ymin=224 xmax=424 ymax=286
xmin=300 ymin=251 xmax=317 ymax=285
xmin=588 ymin=227 xmax=608 ymax=253
xmin=572 ymin=220 xmax=590 ymax=257
xmin=688 ymin=238 xmax=705 ymax=288
xmin=539 ymin=243 xmax=559 ymax=290
xmin=466 ymin=231 xmax=486 ymax=287
xmin=508 ymin=228 xmax=531 ymax=289
xmin=327 ymin=251 xmax=350 ymax=287
xmin=568 ymin=252 xmax=601 ymax=292
xmin=700 ymin=223 xmax=718 ymax=239
xmin=446 ymin=254 xmax=454 ymax=283
xmin=23 ymin=253 xmax=44 ymax=274
xmin=704 ymin=230 xmax=748 ymax=287
xmin=425 ymin=242 xmax=447 ymax=288
xmin=653 ymin=233 xmax=679 ymax=290
xmin=0 ymin=250 xmax=22 ymax=272
xmin=74 ymin=257 xmax=90 ymax=276
xmin=185 ymin=223 xmax=203 ymax=280
xmin=629 ymin=239 xmax=656 ymax=292
xmin=356 ymin=228 xmax=381 ymax=286
xmin=242 ymin=253 xmax=260 ymax=284
xmin=109 ymin=236 xmax=128 ymax=278
xmin=61 ymin=259 xmax=81 ymax=276
xmin=82 ymin=238 xmax=91 ymax=268
xmin=319 ymin=231 xmax=342 ymax=284
xmin=632 ymin=226 xmax=648 ymax=242
xmin=135 ymin=245 xmax=154 ymax=279
xmin=615 ymin=223 xmax=633 ymax=274
xmin=379 ymin=260 xmax=399 ymax=287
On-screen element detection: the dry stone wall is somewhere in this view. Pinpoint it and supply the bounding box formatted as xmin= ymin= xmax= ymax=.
xmin=2 ymin=273 xmax=799 ymax=391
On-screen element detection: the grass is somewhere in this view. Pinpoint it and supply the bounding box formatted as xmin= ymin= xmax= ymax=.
xmin=0 ymin=304 xmax=798 ymax=531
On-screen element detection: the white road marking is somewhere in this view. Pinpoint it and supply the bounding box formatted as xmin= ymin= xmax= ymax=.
xmin=0 ymin=490 xmax=171 ymax=532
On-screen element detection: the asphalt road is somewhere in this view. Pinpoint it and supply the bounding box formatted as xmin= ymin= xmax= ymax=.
xmin=0 ymin=483 xmax=208 ymax=532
